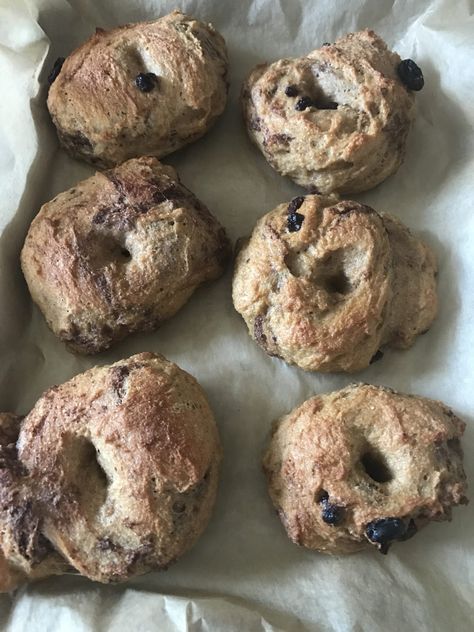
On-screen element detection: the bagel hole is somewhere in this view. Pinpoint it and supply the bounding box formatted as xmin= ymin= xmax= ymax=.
xmin=70 ymin=437 xmax=109 ymax=511
xmin=360 ymin=448 xmax=393 ymax=483
xmin=109 ymin=241 xmax=131 ymax=262
xmin=316 ymin=249 xmax=355 ymax=295
xmin=322 ymin=271 xmax=351 ymax=294
xmin=360 ymin=449 xmax=393 ymax=484
xmin=317 ymin=245 xmax=371 ymax=296
xmin=86 ymin=232 xmax=132 ymax=267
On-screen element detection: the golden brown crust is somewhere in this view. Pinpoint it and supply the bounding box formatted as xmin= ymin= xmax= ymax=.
xmin=242 ymin=30 xmax=415 ymax=194
xmin=382 ymin=214 xmax=438 ymax=348
xmin=0 ymin=353 xmax=221 ymax=589
xmin=263 ymin=384 xmax=468 ymax=555
xmin=232 ymin=195 xmax=437 ymax=372
xmin=21 ymin=156 xmax=230 ymax=354
xmin=47 ymin=10 xmax=228 ymax=167
xmin=0 ymin=413 xmax=68 ymax=591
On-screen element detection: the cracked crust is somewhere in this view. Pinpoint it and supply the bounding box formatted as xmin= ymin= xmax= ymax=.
xmin=0 ymin=353 xmax=221 ymax=589
xmin=263 ymin=384 xmax=468 ymax=555
xmin=47 ymin=10 xmax=228 ymax=167
xmin=21 ymin=156 xmax=230 ymax=354
xmin=232 ymin=195 xmax=437 ymax=372
xmin=242 ymin=30 xmax=416 ymax=194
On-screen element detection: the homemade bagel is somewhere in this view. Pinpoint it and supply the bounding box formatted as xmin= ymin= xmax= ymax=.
xmin=0 ymin=413 xmax=68 ymax=592
xmin=21 ymin=156 xmax=230 ymax=354
xmin=0 ymin=353 xmax=221 ymax=590
xmin=242 ymin=30 xmax=420 ymax=194
xmin=263 ymin=384 xmax=468 ymax=555
xmin=47 ymin=10 xmax=228 ymax=167
xmin=232 ymin=195 xmax=437 ymax=372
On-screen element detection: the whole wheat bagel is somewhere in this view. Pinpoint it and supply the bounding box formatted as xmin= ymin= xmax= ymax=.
xmin=232 ymin=195 xmax=437 ymax=372
xmin=263 ymin=384 xmax=468 ymax=554
xmin=0 ymin=353 xmax=221 ymax=590
xmin=47 ymin=10 xmax=229 ymax=167
xmin=21 ymin=156 xmax=230 ymax=354
xmin=242 ymin=30 xmax=420 ymax=194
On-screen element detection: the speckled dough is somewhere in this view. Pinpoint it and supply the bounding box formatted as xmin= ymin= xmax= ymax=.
xmin=242 ymin=30 xmax=416 ymax=194
xmin=47 ymin=10 xmax=228 ymax=167
xmin=0 ymin=353 xmax=221 ymax=590
xmin=263 ymin=384 xmax=468 ymax=555
xmin=232 ymin=195 xmax=437 ymax=372
xmin=21 ymin=156 xmax=230 ymax=354
xmin=0 ymin=413 xmax=68 ymax=592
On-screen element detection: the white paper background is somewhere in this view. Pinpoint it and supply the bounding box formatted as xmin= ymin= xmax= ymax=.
xmin=0 ymin=0 xmax=473 ymax=629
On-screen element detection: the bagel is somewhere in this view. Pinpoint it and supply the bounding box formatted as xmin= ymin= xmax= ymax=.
xmin=242 ymin=30 xmax=421 ymax=194
xmin=0 ymin=352 xmax=221 ymax=590
xmin=47 ymin=10 xmax=228 ymax=167
xmin=0 ymin=413 xmax=68 ymax=592
xmin=21 ymin=156 xmax=230 ymax=354
xmin=232 ymin=195 xmax=437 ymax=372
xmin=263 ymin=384 xmax=468 ymax=555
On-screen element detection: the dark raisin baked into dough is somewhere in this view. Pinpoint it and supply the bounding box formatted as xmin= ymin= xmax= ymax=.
xmin=0 ymin=353 xmax=221 ymax=590
xmin=47 ymin=10 xmax=228 ymax=167
xmin=232 ymin=195 xmax=437 ymax=373
xmin=242 ymin=30 xmax=421 ymax=194
xmin=263 ymin=384 xmax=468 ymax=555
xmin=21 ymin=156 xmax=230 ymax=354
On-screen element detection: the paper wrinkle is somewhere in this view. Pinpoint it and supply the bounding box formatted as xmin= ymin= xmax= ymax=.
xmin=0 ymin=0 xmax=473 ymax=630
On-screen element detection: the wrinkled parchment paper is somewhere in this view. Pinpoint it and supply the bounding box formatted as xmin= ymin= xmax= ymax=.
xmin=0 ymin=0 xmax=473 ymax=629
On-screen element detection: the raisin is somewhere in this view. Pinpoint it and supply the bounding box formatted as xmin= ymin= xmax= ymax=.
xmin=135 ymin=72 xmax=158 ymax=92
xmin=287 ymin=196 xmax=304 ymax=214
xmin=295 ymin=96 xmax=313 ymax=111
xmin=397 ymin=59 xmax=424 ymax=91
xmin=321 ymin=504 xmax=345 ymax=525
xmin=287 ymin=212 xmax=304 ymax=232
xmin=48 ymin=57 xmax=65 ymax=85
xmin=285 ymin=85 xmax=299 ymax=97
xmin=317 ymin=490 xmax=345 ymax=526
xmin=366 ymin=517 xmax=408 ymax=554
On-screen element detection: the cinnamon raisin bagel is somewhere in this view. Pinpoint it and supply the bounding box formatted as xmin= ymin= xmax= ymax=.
xmin=47 ymin=10 xmax=228 ymax=167
xmin=0 ymin=353 xmax=221 ymax=590
xmin=21 ymin=156 xmax=230 ymax=354
xmin=263 ymin=384 xmax=468 ymax=555
xmin=232 ymin=195 xmax=437 ymax=372
xmin=242 ymin=30 xmax=422 ymax=194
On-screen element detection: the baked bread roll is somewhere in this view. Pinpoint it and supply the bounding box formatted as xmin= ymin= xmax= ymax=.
xmin=232 ymin=195 xmax=437 ymax=372
xmin=47 ymin=10 xmax=228 ymax=167
xmin=263 ymin=384 xmax=468 ymax=555
xmin=21 ymin=156 xmax=230 ymax=354
xmin=0 ymin=353 xmax=221 ymax=590
xmin=242 ymin=30 xmax=423 ymax=194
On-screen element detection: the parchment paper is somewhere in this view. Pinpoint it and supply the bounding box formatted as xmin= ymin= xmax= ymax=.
xmin=0 ymin=0 xmax=473 ymax=629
